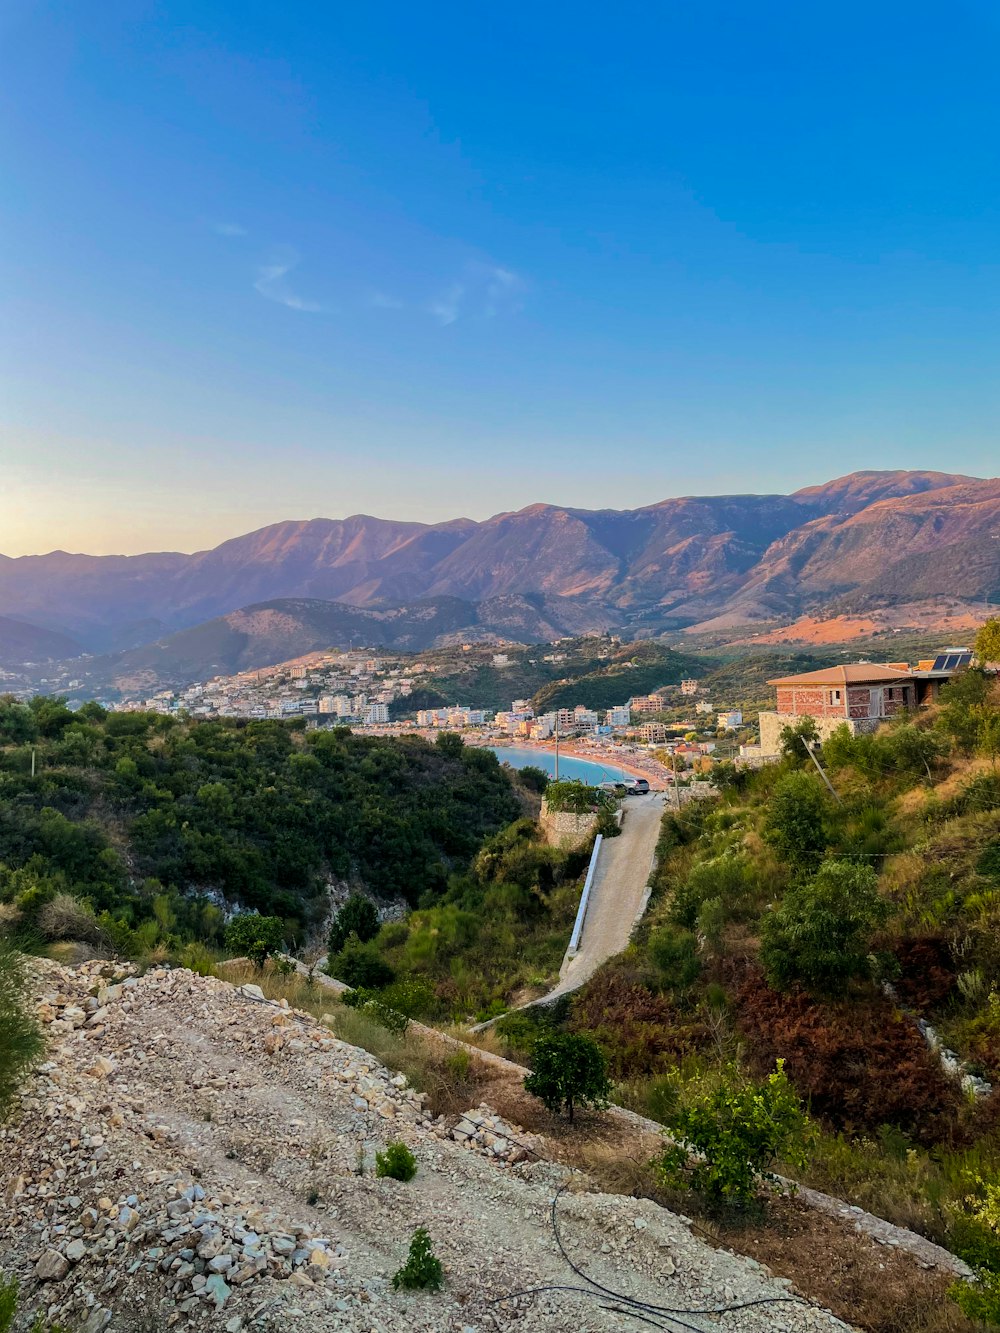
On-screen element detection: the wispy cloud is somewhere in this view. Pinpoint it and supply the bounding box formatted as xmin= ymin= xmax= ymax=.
xmin=212 ymin=221 xmax=248 ymax=237
xmin=483 ymin=264 xmax=524 ymax=318
xmin=428 ymin=283 xmax=466 ymax=325
xmin=426 ymin=262 xmax=525 ymax=325
xmin=368 ymin=290 xmax=404 ymax=310
xmin=254 ymin=247 xmax=324 ymax=313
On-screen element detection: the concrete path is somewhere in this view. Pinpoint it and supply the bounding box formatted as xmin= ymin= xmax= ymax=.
xmin=542 ymin=792 xmax=664 ymax=1003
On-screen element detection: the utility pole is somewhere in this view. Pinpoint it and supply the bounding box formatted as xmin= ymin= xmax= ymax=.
xmin=802 ymin=736 xmax=841 ymax=803
xmin=554 ymin=717 xmax=560 ymax=781
xmin=30 ymin=748 xmax=36 ymax=779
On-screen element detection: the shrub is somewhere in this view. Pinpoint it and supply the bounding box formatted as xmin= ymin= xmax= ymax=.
xmin=224 ymin=913 xmax=286 ymax=968
xmin=762 ymin=771 xmax=828 ymax=873
xmin=392 ymin=1227 xmax=443 ymax=1291
xmin=670 ymin=854 xmax=758 ymax=930
xmin=760 ymin=860 xmax=888 ymax=995
xmin=736 ymin=969 xmax=962 ymax=1141
xmin=327 ymin=895 xmax=380 ymax=956
xmin=375 ymin=1140 xmax=417 ymax=1181
xmin=517 ymin=765 xmax=549 ymax=795
xmin=36 ymin=892 xmax=102 ymax=943
xmin=342 ymin=987 xmax=409 ymax=1035
xmin=0 ymin=942 xmax=44 ymax=1121
xmin=655 ymin=1061 xmax=812 ymax=1208
xmin=951 ymin=1269 xmax=1000 ymax=1325
xmin=779 ymin=717 xmax=819 ymax=762
xmin=544 ymin=781 xmax=613 ymax=815
xmin=648 ymin=924 xmax=701 ymax=992
xmin=0 ymin=1272 xmax=16 ymax=1333
xmin=524 ymin=1031 xmax=612 ymax=1121
xmin=333 ymin=938 xmax=395 ymax=989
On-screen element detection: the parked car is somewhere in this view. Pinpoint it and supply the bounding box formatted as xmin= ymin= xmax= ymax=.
xmin=625 ymin=778 xmax=650 ymax=795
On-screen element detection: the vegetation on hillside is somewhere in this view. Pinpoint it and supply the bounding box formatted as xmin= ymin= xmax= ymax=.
xmin=0 ymin=700 xmax=519 ymax=955
xmin=330 ymin=817 xmax=592 ymax=1019
xmin=531 ymin=640 xmax=706 ymax=713
xmin=496 ymin=650 xmax=1000 ymax=1312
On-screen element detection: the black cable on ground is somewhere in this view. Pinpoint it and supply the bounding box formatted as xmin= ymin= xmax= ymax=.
xmin=483 ymin=1180 xmax=820 ymax=1332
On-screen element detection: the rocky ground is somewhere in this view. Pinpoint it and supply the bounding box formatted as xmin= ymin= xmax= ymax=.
xmin=0 ymin=960 xmax=853 ymax=1333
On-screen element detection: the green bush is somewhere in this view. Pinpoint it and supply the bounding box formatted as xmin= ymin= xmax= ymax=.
xmin=376 ymin=1140 xmax=418 ymax=1181
xmin=342 ymin=987 xmax=409 ymax=1035
xmin=524 ymin=1031 xmax=612 ymax=1122
xmin=762 ymin=771 xmax=829 ymax=873
xmin=950 ymin=1269 xmax=1000 ymax=1325
xmin=648 ymin=924 xmax=701 ymax=992
xmin=0 ymin=1271 xmax=16 ymax=1333
xmin=327 ymin=895 xmax=380 ymax=956
xmin=517 ymin=765 xmax=549 ymax=794
xmin=333 ymin=938 xmax=395 ymax=989
xmin=670 ymin=853 xmax=757 ymax=930
xmin=223 ymin=913 xmax=286 ymax=968
xmin=392 ymin=1227 xmax=443 ymax=1291
xmin=656 ymin=1060 xmax=812 ymax=1208
xmin=0 ymin=942 xmax=44 ymax=1121
xmin=760 ymin=859 xmax=889 ymax=995
xmin=545 ymin=780 xmax=613 ymax=815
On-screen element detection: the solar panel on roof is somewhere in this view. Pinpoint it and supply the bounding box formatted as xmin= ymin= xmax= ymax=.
xmin=931 ymin=652 xmax=973 ymax=671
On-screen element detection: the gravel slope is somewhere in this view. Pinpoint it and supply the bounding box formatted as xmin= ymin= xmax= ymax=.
xmin=0 ymin=960 xmax=853 ymax=1333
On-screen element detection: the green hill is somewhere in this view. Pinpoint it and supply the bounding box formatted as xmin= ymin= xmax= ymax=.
xmin=0 ymin=698 xmax=520 ymax=949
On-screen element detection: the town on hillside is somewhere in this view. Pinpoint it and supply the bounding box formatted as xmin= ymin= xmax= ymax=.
xmin=65 ymin=638 xmax=988 ymax=788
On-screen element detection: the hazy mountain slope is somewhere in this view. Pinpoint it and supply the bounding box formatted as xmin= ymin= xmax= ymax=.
xmin=790 ymin=469 xmax=977 ymax=512
xmin=78 ymin=593 xmax=617 ymax=692
xmin=734 ymin=479 xmax=1000 ymax=613
xmin=0 ymin=615 xmax=82 ymax=664
xmin=0 ymin=471 xmax=992 ymax=658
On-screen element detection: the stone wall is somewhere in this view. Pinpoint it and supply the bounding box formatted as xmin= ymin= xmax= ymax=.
xmin=759 ymin=711 xmax=884 ymax=757
xmin=539 ymin=800 xmax=599 ymax=847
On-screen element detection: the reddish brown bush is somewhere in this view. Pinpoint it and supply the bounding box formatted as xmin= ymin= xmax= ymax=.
xmin=571 ymin=969 xmax=709 ymax=1079
xmin=886 ymin=934 xmax=956 ymax=1011
xmin=736 ymin=969 xmax=962 ymax=1144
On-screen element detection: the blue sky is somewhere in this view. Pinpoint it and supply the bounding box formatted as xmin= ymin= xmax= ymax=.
xmin=3 ymin=1 xmax=1000 ymax=555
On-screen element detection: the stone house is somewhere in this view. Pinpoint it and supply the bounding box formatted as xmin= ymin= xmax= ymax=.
xmin=758 ymin=664 xmax=918 ymax=756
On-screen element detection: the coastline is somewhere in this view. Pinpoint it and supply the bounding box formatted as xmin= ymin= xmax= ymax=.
xmin=475 ymin=737 xmax=669 ymax=787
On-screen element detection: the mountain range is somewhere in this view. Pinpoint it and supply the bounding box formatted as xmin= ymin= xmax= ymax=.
xmin=2 ymin=469 xmax=999 ymax=690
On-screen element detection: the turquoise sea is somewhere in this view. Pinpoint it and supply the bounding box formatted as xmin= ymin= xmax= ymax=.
xmin=487 ymin=745 xmax=629 ymax=786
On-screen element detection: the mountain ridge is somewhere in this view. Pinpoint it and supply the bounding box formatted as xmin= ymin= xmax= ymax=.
xmin=1 ymin=470 xmax=995 ymax=666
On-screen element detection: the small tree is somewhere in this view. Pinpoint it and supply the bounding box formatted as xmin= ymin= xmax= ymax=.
xmin=224 ymin=913 xmax=286 ymax=968
xmin=779 ymin=717 xmax=820 ymax=763
xmin=760 ymin=859 xmax=889 ymax=995
xmin=328 ymin=895 xmax=380 ymax=956
xmin=762 ymin=770 xmax=828 ymax=874
xmin=0 ymin=943 xmax=44 ymax=1122
xmin=517 ymin=765 xmax=550 ymax=795
xmin=375 ymin=1140 xmax=417 ymax=1181
xmin=656 ymin=1061 xmax=812 ymax=1208
xmin=524 ymin=1032 xmax=612 ymax=1122
xmin=392 ymin=1228 xmax=443 ymax=1291
xmin=977 ymin=618 xmax=1000 ymax=667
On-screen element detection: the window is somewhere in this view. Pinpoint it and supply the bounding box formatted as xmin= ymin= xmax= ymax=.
xmin=829 ymin=689 xmax=842 ymax=705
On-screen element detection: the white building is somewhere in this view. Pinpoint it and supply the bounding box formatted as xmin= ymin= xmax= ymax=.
xmin=606 ymin=705 xmax=631 ymax=727
xmin=365 ymin=703 xmax=389 ymax=725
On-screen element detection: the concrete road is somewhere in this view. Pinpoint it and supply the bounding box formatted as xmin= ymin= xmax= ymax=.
xmin=541 ymin=792 xmax=664 ymax=1003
